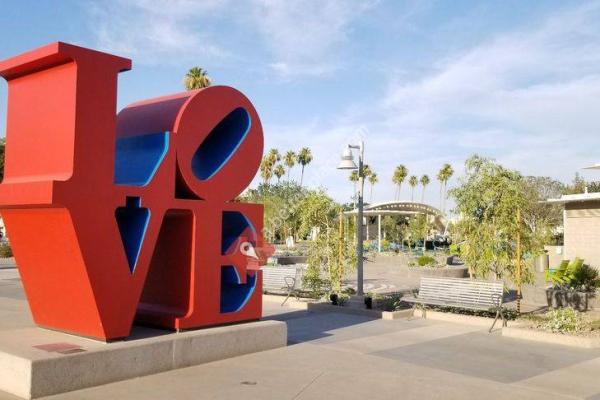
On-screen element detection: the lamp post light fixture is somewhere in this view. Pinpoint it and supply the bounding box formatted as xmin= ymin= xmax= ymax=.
xmin=337 ymin=141 xmax=365 ymax=296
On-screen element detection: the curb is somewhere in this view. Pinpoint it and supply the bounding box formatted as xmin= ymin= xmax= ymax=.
xmin=502 ymin=326 xmax=600 ymax=348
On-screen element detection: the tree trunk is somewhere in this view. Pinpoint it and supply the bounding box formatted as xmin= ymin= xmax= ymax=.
xmin=516 ymin=208 xmax=522 ymax=315
xmin=300 ymin=165 xmax=305 ymax=186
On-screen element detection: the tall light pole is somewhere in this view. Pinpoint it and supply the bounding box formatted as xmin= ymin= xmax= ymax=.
xmin=337 ymin=141 xmax=365 ymax=296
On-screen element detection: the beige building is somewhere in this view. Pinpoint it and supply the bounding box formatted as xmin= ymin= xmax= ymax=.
xmin=547 ymin=192 xmax=600 ymax=270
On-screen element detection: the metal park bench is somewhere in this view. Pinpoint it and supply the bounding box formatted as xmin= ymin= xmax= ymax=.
xmin=402 ymin=277 xmax=506 ymax=333
xmin=261 ymin=265 xmax=305 ymax=306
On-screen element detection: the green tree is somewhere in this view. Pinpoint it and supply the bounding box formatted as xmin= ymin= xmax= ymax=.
xmin=183 ymin=67 xmax=212 ymax=90
xmin=273 ymin=164 xmax=285 ymax=183
xmin=267 ymin=148 xmax=281 ymax=164
xmin=283 ymin=150 xmax=296 ymax=181
xmin=408 ymin=175 xmax=418 ymax=202
xmin=449 ymin=155 xmax=537 ymax=310
xmin=259 ymin=155 xmax=274 ymax=185
xmin=437 ymin=163 xmax=454 ymax=212
xmin=298 ymin=192 xmax=355 ymax=295
xmin=392 ymin=165 xmax=408 ymax=200
xmin=565 ymin=172 xmax=587 ymax=194
xmin=381 ymin=215 xmax=407 ymax=245
xmin=521 ymin=176 xmax=565 ymax=248
xmin=239 ymin=182 xmax=308 ymax=242
xmin=368 ymin=172 xmax=378 ymax=203
xmin=420 ymin=174 xmax=430 ymax=203
xmin=297 ymin=148 xmax=313 ymax=187
xmin=407 ymin=214 xmax=429 ymax=250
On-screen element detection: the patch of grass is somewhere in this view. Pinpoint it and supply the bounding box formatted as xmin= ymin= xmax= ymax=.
xmin=416 ymin=255 xmax=435 ymax=267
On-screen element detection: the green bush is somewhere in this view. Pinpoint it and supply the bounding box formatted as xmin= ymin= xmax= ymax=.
xmin=542 ymin=307 xmax=584 ymax=333
xmin=416 ymin=255 xmax=435 ymax=267
xmin=545 ymin=258 xmax=599 ymax=292
xmin=448 ymin=243 xmax=461 ymax=256
xmin=381 ymin=239 xmax=391 ymax=252
xmin=337 ymin=293 xmax=349 ymax=306
xmin=375 ymin=293 xmax=403 ymax=311
xmin=0 ymin=243 xmax=12 ymax=258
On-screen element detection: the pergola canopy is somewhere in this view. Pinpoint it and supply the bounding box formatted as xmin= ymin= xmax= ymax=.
xmin=344 ymin=201 xmax=447 ymax=232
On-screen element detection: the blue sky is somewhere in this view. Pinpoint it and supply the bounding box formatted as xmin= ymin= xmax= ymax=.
xmin=1 ymin=0 xmax=600 ymax=208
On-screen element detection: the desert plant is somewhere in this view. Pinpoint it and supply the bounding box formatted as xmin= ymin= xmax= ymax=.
xmin=542 ymin=307 xmax=584 ymax=333
xmin=375 ymin=293 xmax=404 ymax=311
xmin=571 ymin=263 xmax=600 ymax=291
xmin=545 ymin=258 xmax=598 ymax=291
xmin=337 ymin=293 xmax=349 ymax=306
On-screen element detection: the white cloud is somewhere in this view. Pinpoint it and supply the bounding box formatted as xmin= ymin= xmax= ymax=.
xmin=250 ymin=0 xmax=376 ymax=78
xmin=380 ymin=1 xmax=600 ymax=183
xmin=263 ymin=2 xmax=600 ymax=206
xmin=89 ymin=0 xmax=231 ymax=65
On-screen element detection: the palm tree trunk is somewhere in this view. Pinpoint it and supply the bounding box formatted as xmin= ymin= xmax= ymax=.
xmin=442 ymin=181 xmax=446 ymax=212
xmin=370 ymin=183 xmax=374 ymax=203
xmin=300 ymin=166 xmax=305 ymax=186
xmin=287 ymin=168 xmax=291 ymax=182
xmin=421 ymin=186 xmax=425 ymax=203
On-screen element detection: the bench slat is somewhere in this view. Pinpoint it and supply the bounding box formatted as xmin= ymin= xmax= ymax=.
xmin=408 ymin=277 xmax=504 ymax=311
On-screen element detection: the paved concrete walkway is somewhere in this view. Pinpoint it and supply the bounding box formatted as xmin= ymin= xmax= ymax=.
xmin=0 ymin=272 xmax=599 ymax=399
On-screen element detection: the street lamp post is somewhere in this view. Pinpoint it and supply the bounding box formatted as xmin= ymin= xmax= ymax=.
xmin=337 ymin=141 xmax=365 ymax=296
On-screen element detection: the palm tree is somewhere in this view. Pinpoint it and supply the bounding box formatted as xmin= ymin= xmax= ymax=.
xmin=349 ymin=170 xmax=359 ymax=206
xmin=438 ymin=163 xmax=454 ymax=212
xmin=260 ymin=156 xmax=274 ymax=185
xmin=274 ymin=164 xmax=285 ymax=183
xmin=297 ymin=147 xmax=313 ymax=186
xmin=184 ymin=67 xmax=212 ymax=90
xmin=368 ymin=172 xmax=378 ymax=203
xmin=436 ymin=167 xmax=445 ymax=210
xmin=283 ymin=150 xmax=296 ymax=181
xmin=409 ymin=175 xmax=418 ymax=202
xmin=420 ymin=175 xmax=430 ymax=203
xmin=267 ymin=148 xmax=281 ymax=164
xmin=392 ymin=165 xmax=408 ymax=200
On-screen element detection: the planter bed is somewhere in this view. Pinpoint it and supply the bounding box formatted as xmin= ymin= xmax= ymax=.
xmin=411 ymin=309 xmax=511 ymax=328
xmin=502 ymin=325 xmax=600 ymax=348
xmin=546 ymin=288 xmax=598 ymax=311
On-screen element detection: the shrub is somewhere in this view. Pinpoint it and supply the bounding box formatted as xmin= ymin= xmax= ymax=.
xmin=381 ymin=239 xmax=391 ymax=252
xmin=542 ymin=307 xmax=584 ymax=334
xmin=448 ymin=243 xmax=461 ymax=256
xmin=571 ymin=264 xmax=599 ymax=291
xmin=376 ymin=293 xmax=403 ymax=311
xmin=0 ymin=243 xmax=13 ymax=258
xmin=545 ymin=258 xmax=599 ymax=292
xmin=416 ymin=255 xmax=435 ymax=267
xmin=337 ymin=293 xmax=349 ymax=306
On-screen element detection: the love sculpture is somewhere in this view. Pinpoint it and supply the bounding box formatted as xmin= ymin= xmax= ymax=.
xmin=0 ymin=42 xmax=269 ymax=340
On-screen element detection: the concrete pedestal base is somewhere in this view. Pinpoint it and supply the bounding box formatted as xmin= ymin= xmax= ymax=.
xmin=0 ymin=320 xmax=287 ymax=399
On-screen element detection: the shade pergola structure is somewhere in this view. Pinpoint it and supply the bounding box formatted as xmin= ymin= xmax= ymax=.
xmin=343 ymin=201 xmax=446 ymax=252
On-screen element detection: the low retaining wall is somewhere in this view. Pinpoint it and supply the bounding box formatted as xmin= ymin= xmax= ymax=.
xmin=271 ymin=255 xmax=308 ymax=265
xmin=408 ymin=265 xmax=468 ymax=278
xmin=503 ymin=326 xmax=600 ymax=348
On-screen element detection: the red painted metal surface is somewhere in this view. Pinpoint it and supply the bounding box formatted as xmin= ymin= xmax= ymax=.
xmin=0 ymin=42 xmax=269 ymax=340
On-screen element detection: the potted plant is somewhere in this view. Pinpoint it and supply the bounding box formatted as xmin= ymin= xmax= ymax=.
xmin=364 ymin=292 xmax=374 ymax=309
xmin=329 ymin=293 xmax=338 ymax=305
xmin=545 ymin=258 xmax=599 ymax=311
